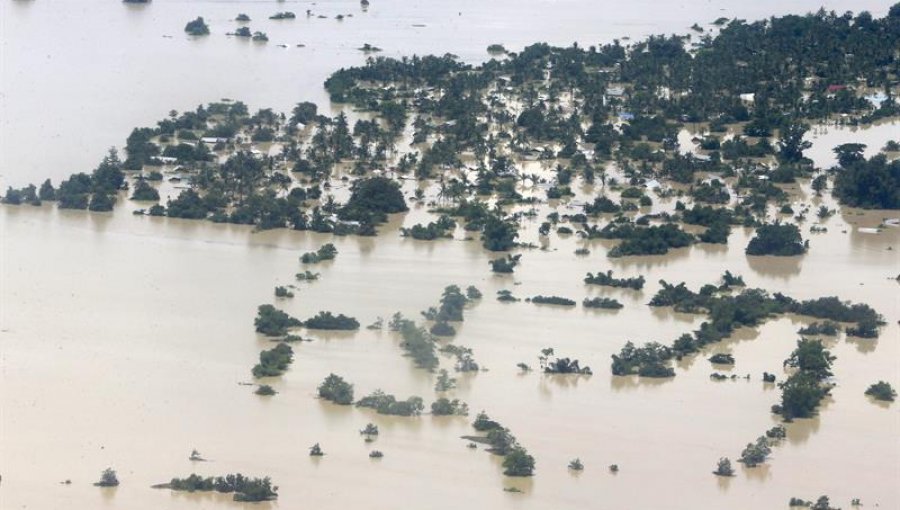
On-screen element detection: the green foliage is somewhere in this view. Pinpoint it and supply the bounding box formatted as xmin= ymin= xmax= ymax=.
xmin=300 ymin=243 xmax=337 ymax=263
xmin=431 ymin=397 xmax=469 ymax=416
xmin=254 ymin=305 xmax=301 ymax=336
xmin=269 ymin=11 xmax=296 ymax=20
xmin=166 ymin=189 xmax=208 ymax=219
xmin=318 ymin=374 xmax=354 ymax=404
xmin=472 ymin=411 xmax=502 ymax=432
xmin=783 ymin=339 xmax=835 ymax=380
xmin=714 ymin=457 xmax=734 ymax=476
xmin=184 ymin=17 xmax=210 ymax=36
xmin=598 ymin=222 xmax=694 ymax=257
xmin=611 ymin=341 xmax=674 ymax=377
xmin=131 ymin=179 xmax=160 ymax=201
xmin=434 ymin=369 xmax=456 ymax=392
xmin=543 ymin=355 xmax=592 ymax=375
xmin=401 ymin=215 xmax=456 ymax=240
xmin=96 ymin=468 xmax=119 ymax=487
xmin=738 ymin=436 xmax=771 ymax=467
xmin=865 ymin=381 xmax=896 ymax=402
xmin=339 ymin=177 xmax=408 ymax=223
xmin=709 ymin=353 xmax=735 ymax=365
xmin=746 ymin=223 xmax=806 ymax=256
xmin=252 ymin=343 xmax=293 ymax=378
xmin=255 ymin=384 xmax=276 ymax=396
xmin=489 ymin=254 xmax=521 ymax=273
xmin=274 ymin=286 xmax=294 ymax=298
xmin=582 ymin=297 xmax=623 ymax=309
xmin=356 ymin=390 xmax=424 ymax=416
xmin=166 ymin=474 xmax=278 ymax=502
xmin=503 ymin=447 xmax=535 ymax=477
xmin=496 ymin=290 xmax=519 ymax=302
xmin=777 ymin=371 xmax=830 ymax=419
xmin=304 ymin=311 xmax=359 ymax=330
xmin=481 ymin=215 xmax=518 ymax=251
xmin=584 ymin=270 xmax=645 ymax=290
xmin=422 ymin=285 xmax=468 ymax=322
xmin=720 ymin=271 xmax=745 ymax=288
xmin=530 ymin=295 xmax=576 ymax=306
xmin=569 ymin=458 xmax=584 ymax=471
xmin=392 ymin=314 xmax=438 ymax=370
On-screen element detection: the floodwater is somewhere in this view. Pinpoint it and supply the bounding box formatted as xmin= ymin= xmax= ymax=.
xmin=1 ymin=1 xmax=899 ymax=510
xmin=0 ymin=0 xmax=894 ymax=186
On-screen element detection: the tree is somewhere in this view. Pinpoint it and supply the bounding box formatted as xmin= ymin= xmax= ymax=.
xmin=739 ymin=436 xmax=771 ymax=467
xmin=833 ymin=143 xmax=866 ymax=168
xmin=833 ymin=154 xmax=900 ymax=209
xmin=865 ymin=381 xmax=896 ymax=402
xmin=783 ymin=339 xmax=835 ymax=380
xmin=746 ymin=223 xmax=806 ymax=256
xmin=714 ymin=457 xmax=734 ymax=476
xmin=290 ymin=102 xmax=318 ymax=126
xmin=254 ymin=304 xmax=302 ymax=336
xmin=96 ymin=468 xmax=119 ymax=487
xmin=338 ymin=176 xmax=407 ymax=223
xmin=481 ymin=216 xmax=518 ymax=251
xmin=184 ymin=17 xmax=210 ymax=36
xmin=503 ymin=447 xmax=535 ymax=476
xmin=778 ymin=371 xmax=830 ymax=419
xmin=776 ymin=123 xmax=811 ymax=163
xmin=318 ymin=374 xmax=354 ymax=404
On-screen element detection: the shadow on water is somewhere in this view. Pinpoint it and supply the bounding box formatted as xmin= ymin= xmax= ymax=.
xmin=609 ymin=374 xmax=675 ymax=392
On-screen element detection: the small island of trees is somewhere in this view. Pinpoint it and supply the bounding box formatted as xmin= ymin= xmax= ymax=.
xmin=158 ymin=474 xmax=277 ymax=502
xmin=184 ymin=17 xmax=210 ymax=36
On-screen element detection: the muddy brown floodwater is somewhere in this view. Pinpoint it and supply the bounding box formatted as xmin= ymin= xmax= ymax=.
xmin=1 ymin=1 xmax=899 ymax=509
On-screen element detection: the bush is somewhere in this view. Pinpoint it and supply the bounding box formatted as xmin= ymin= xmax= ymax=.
xmin=392 ymin=315 xmax=438 ymax=370
xmin=184 ymin=17 xmax=210 ymax=36
xmin=255 ymin=384 xmax=276 ymax=396
xmin=584 ymin=270 xmax=645 ymax=290
xmin=611 ymin=341 xmax=674 ymax=377
xmin=401 ymin=215 xmax=456 ymax=240
xmin=254 ymin=305 xmax=301 ymax=336
xmin=131 ymin=179 xmax=160 ymax=201
xmin=300 ymin=243 xmax=337 ymax=264
xmin=713 ymin=457 xmax=734 ymax=476
xmin=304 ymin=311 xmax=359 ymax=330
xmin=709 ymin=353 xmax=735 ymax=365
xmin=95 ymin=468 xmax=119 ymax=487
xmin=166 ymin=473 xmax=277 ymax=502
xmin=739 ymin=436 xmax=771 ymax=467
xmin=489 ymin=254 xmax=521 ymax=273
xmin=430 ymin=397 xmax=469 ymax=416
xmin=356 ymin=390 xmax=424 ymax=416
xmin=472 ymin=411 xmax=502 ymax=432
xmin=583 ymin=297 xmax=623 ymax=309
xmin=274 ymin=286 xmax=294 ymax=298
xmin=530 ymin=295 xmax=576 ymax=306
xmin=318 ymin=374 xmax=354 ymax=404
xmin=865 ymin=381 xmax=896 ymax=402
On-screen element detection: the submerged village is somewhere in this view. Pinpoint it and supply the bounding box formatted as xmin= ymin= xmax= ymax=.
xmin=2 ymin=3 xmax=900 ymax=508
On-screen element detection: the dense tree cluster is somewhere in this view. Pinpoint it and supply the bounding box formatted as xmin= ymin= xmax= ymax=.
xmin=163 ymin=474 xmax=277 ymax=502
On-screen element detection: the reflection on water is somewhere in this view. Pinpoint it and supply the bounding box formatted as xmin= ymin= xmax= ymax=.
xmin=746 ymin=254 xmax=803 ymax=279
